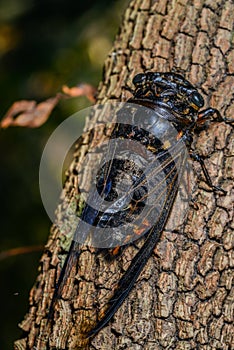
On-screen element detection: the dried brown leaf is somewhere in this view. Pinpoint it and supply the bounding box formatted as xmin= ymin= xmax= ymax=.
xmin=0 ymin=95 xmax=61 ymax=129
xmin=1 ymin=82 xmax=96 ymax=129
xmin=62 ymin=83 xmax=96 ymax=102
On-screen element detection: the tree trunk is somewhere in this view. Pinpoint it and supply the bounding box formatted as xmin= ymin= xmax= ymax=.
xmin=15 ymin=0 xmax=234 ymax=349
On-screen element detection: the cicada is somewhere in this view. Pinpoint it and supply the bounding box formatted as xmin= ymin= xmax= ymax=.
xmin=48 ymin=72 xmax=225 ymax=339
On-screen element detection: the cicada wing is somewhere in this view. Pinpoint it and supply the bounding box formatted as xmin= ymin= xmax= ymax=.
xmin=86 ymin=140 xmax=188 ymax=337
xmin=48 ymin=115 xmax=191 ymax=338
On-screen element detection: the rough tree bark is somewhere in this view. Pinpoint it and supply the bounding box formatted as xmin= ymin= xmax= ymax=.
xmin=15 ymin=0 xmax=233 ymax=349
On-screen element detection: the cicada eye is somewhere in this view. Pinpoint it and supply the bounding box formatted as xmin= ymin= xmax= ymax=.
xmin=133 ymin=73 xmax=146 ymax=86
xmin=190 ymin=91 xmax=204 ymax=108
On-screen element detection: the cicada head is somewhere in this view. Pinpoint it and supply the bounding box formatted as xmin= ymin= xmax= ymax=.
xmin=131 ymin=72 xmax=205 ymax=125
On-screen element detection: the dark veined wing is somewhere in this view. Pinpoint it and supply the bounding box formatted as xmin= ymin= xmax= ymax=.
xmin=85 ymin=135 xmax=189 ymax=337
xmin=48 ymin=107 xmax=190 ymax=338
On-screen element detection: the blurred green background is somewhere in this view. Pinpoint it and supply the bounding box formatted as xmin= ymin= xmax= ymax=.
xmin=0 ymin=0 xmax=125 ymax=348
